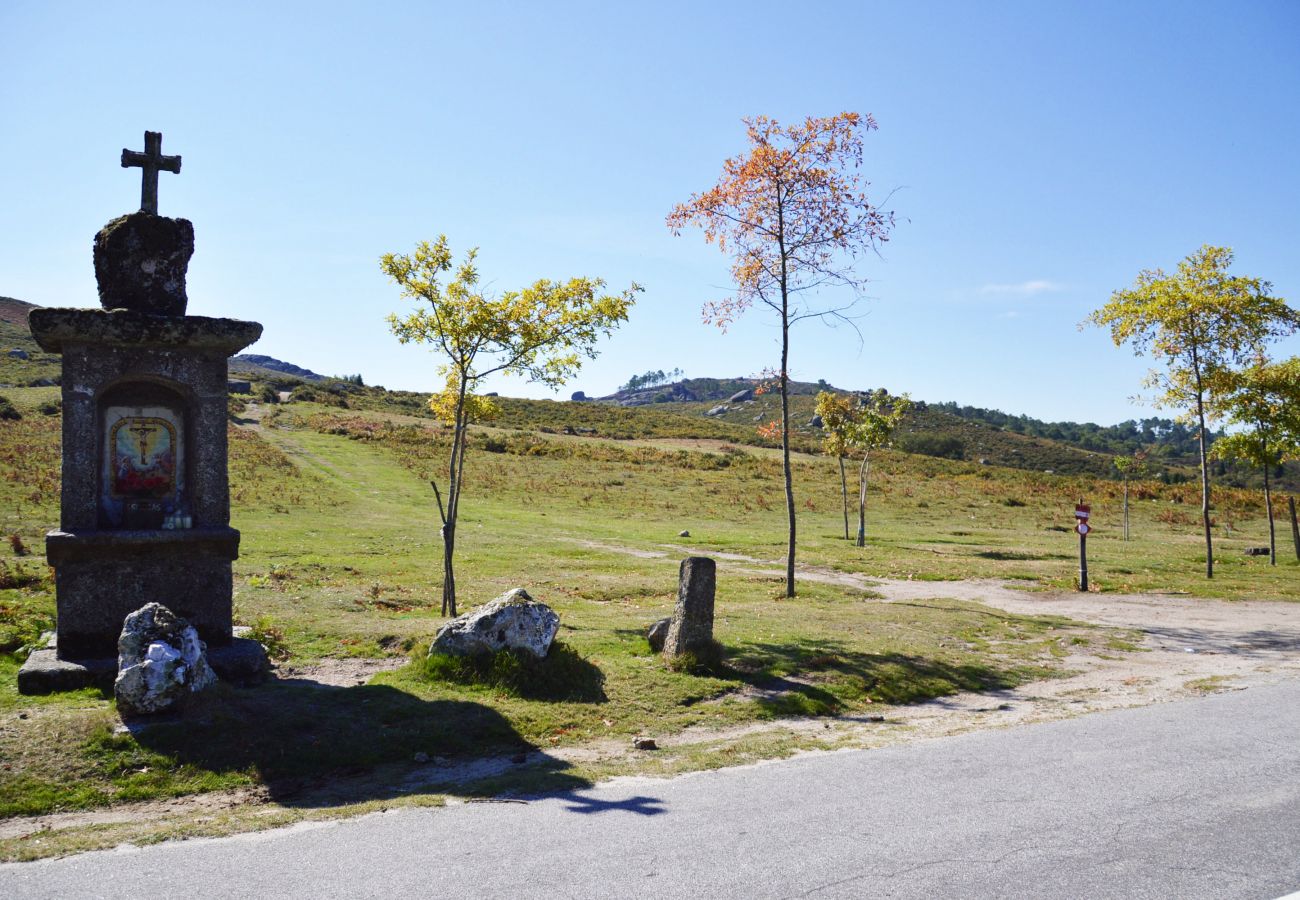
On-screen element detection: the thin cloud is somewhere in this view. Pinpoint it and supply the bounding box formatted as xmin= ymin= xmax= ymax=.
xmin=979 ymin=280 xmax=1064 ymax=296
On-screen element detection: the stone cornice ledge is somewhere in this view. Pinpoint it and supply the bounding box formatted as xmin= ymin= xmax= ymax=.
xmin=28 ymin=308 xmax=262 ymax=355
xmin=45 ymin=526 xmax=242 ymax=563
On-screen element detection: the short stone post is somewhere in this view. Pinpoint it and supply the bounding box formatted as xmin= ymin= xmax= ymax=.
xmin=662 ymin=557 xmax=716 ymax=660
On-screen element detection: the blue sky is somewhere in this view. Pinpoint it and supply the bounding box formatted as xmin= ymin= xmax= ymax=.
xmin=3 ymin=0 xmax=1298 ymax=424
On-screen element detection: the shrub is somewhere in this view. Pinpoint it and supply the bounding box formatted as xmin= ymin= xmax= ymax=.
xmin=0 ymin=396 xmax=21 ymax=421
xmin=899 ymin=432 xmax=964 ymax=460
xmin=423 ymin=642 xmax=605 ymax=702
xmin=247 ymin=615 xmax=291 ymax=661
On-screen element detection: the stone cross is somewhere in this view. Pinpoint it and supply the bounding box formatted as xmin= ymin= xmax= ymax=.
xmin=121 ymin=131 xmax=182 ymax=215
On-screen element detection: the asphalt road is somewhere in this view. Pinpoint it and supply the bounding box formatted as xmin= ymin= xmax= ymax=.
xmin=5 ymin=680 xmax=1300 ymax=899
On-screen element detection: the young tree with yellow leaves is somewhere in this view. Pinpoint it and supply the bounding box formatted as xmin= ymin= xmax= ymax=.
xmin=668 ymin=114 xmax=895 ymax=597
xmin=1209 ymin=356 xmax=1300 ymax=566
xmin=814 ymin=389 xmax=910 ymax=546
xmin=1088 ymin=246 xmax=1298 ymax=577
xmin=381 ymin=236 xmax=639 ymax=615
xmin=814 ymin=391 xmax=857 ymax=540
xmin=1112 ymin=450 xmax=1150 ymax=542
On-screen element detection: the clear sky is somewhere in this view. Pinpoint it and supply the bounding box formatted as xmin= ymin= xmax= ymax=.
xmin=3 ymin=0 xmax=1298 ymax=425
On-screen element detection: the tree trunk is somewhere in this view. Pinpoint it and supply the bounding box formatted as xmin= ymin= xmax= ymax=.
xmin=1263 ymin=462 xmax=1276 ymax=566
xmin=1193 ymin=367 xmax=1213 ymax=578
xmin=441 ymin=521 xmax=456 ymax=617
xmin=440 ymin=382 xmax=471 ymax=617
xmin=777 ymin=192 xmax=795 ymax=598
xmin=856 ymin=451 xmax=870 ymax=547
xmin=838 ymin=455 xmax=849 ymax=541
xmin=1290 ymin=495 xmax=1300 ymax=562
xmin=780 ymin=319 xmax=795 ymax=597
xmin=1123 ymin=476 xmax=1130 ymax=542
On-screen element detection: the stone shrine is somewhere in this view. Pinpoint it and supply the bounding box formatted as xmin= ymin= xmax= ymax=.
xmin=18 ymin=132 xmax=266 ymax=693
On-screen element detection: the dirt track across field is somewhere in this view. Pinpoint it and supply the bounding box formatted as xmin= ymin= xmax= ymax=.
xmin=573 ymin=537 xmax=1300 ymax=728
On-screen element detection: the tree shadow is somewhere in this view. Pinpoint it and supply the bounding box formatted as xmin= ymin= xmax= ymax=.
xmin=1139 ymin=625 xmax=1300 ymax=657
xmin=709 ymin=637 xmax=1025 ymax=714
xmin=554 ymin=792 xmax=667 ymax=816
xmin=127 ymin=678 xmax=591 ymax=808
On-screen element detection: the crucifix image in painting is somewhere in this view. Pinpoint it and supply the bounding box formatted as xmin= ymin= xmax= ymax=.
xmin=110 ymin=416 xmax=177 ymax=500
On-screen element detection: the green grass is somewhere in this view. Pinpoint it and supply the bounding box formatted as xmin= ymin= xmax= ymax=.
xmin=0 ymin=392 xmax=1295 ymax=842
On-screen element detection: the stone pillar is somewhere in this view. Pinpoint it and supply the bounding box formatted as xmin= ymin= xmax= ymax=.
xmin=662 ymin=557 xmax=716 ymax=660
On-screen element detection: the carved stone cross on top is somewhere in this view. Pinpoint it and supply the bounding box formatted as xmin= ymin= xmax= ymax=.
xmin=121 ymin=131 xmax=182 ymax=215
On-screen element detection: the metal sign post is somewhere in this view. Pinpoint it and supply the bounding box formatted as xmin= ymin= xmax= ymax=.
xmin=1075 ymin=501 xmax=1091 ymax=592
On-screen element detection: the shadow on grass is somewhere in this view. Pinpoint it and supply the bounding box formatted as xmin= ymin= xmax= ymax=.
xmin=422 ymin=641 xmax=607 ymax=703
xmin=611 ymin=624 xmax=1032 ymax=716
xmin=124 ymin=679 xmax=592 ymax=808
xmin=975 ymin=550 xmax=1071 ymax=561
xmin=710 ymin=638 xmax=1027 ymax=716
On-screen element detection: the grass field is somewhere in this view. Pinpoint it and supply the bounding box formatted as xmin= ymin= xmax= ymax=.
xmin=0 ymin=387 xmax=1296 ymax=858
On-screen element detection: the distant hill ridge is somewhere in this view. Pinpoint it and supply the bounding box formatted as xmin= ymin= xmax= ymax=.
xmin=231 ymin=354 xmax=324 ymax=382
xmin=0 ymin=296 xmax=38 ymax=327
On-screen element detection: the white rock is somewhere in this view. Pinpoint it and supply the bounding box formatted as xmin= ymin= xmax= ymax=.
xmin=115 ymin=603 xmax=217 ymax=716
xmin=429 ymin=588 xmax=559 ymax=659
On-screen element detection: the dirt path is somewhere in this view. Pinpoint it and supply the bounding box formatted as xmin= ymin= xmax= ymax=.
xmin=567 ymin=536 xmax=1300 ymax=718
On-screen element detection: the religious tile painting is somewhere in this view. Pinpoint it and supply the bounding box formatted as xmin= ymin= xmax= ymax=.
xmin=102 ymin=405 xmax=183 ymax=505
xmin=110 ymin=416 xmax=176 ymax=498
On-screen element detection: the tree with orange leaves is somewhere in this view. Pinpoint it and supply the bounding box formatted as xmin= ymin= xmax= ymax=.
xmin=667 ymin=113 xmax=895 ymax=597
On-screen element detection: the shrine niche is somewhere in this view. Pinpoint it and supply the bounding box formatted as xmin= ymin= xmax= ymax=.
xmin=100 ymin=383 xmax=187 ymax=529
xmin=17 ymin=131 xmax=268 ymax=692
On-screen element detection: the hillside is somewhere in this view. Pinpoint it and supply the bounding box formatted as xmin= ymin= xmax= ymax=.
xmin=0 ymin=300 xmax=59 ymax=388
xmin=0 ymin=297 xmax=37 ymax=326
xmin=0 ymin=294 xmax=1288 ymax=486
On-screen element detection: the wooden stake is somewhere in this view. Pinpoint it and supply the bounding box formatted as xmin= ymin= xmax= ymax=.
xmin=1290 ymin=495 xmax=1300 ymax=562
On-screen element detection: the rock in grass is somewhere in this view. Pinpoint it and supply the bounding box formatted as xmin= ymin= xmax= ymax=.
xmin=429 ymin=588 xmax=559 ymax=659
xmin=633 ymin=738 xmax=658 ymax=750
xmin=647 ymin=617 xmax=671 ymax=652
xmin=114 ymin=602 xmax=216 ymax=716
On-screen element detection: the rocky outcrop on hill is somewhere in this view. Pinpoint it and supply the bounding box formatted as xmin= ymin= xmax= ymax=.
xmin=608 ymin=382 xmax=701 ymax=407
xmin=232 ymin=354 xmax=324 ymax=381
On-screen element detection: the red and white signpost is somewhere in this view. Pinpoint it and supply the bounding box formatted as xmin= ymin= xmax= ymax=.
xmin=1075 ymin=502 xmax=1091 ymax=591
